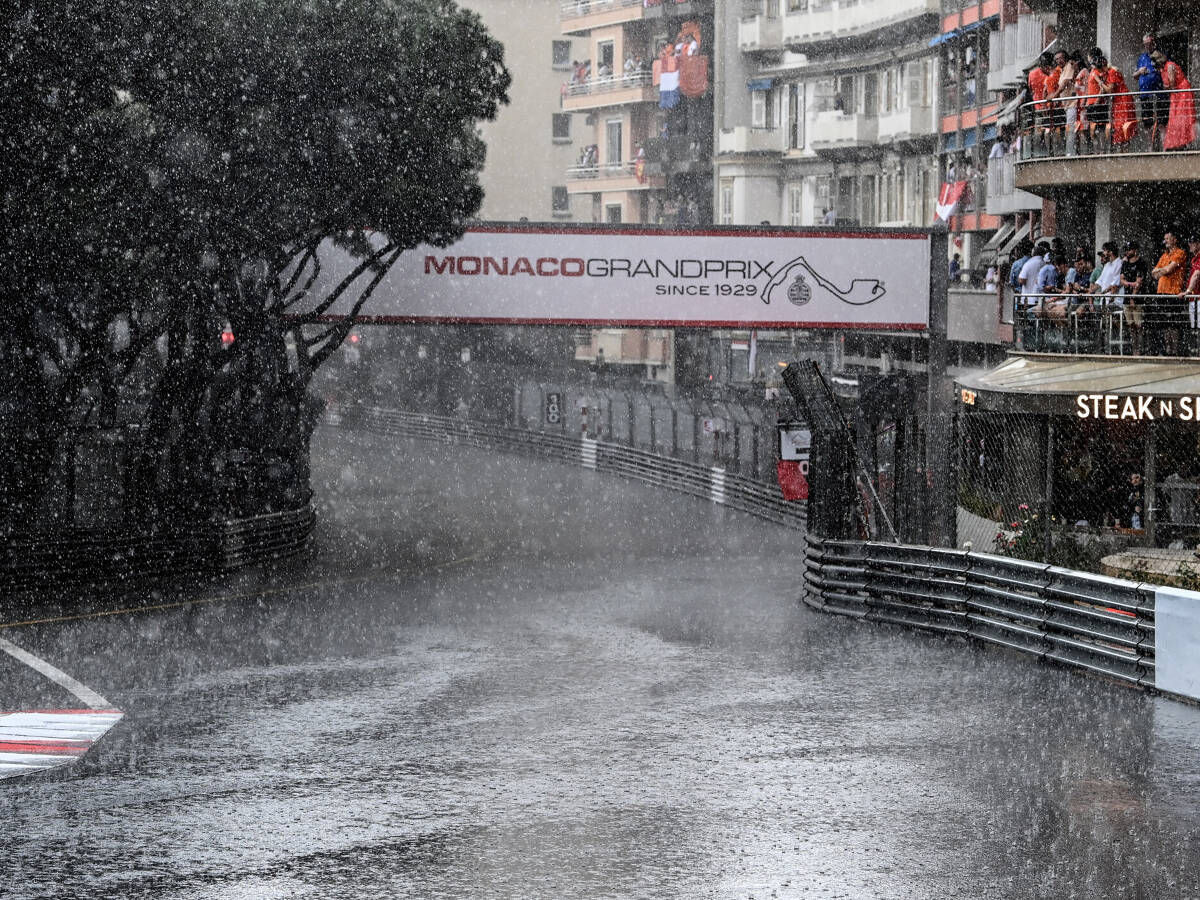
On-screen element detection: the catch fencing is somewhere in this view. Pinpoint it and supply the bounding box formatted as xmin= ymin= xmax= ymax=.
xmin=804 ymin=533 xmax=1157 ymax=689
xmin=351 ymin=407 xmax=806 ymax=529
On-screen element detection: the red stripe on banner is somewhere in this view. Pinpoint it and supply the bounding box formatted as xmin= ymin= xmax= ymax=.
xmin=304 ymin=315 xmax=929 ymax=330
xmin=0 ymin=740 xmax=92 ymax=755
xmin=461 ymin=223 xmax=930 ymax=241
xmin=0 ymin=709 xmax=122 ymax=716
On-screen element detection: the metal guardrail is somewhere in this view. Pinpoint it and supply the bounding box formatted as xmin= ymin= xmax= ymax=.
xmin=1014 ymin=292 xmax=1200 ymax=355
xmin=803 ymin=533 xmax=1156 ymax=688
xmin=0 ymin=505 xmax=315 ymax=590
xmin=352 ymin=407 xmax=807 ymax=530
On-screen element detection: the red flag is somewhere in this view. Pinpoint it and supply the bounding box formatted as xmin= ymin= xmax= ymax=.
xmin=776 ymin=460 xmax=808 ymax=501
xmin=936 ymin=180 xmax=969 ymax=221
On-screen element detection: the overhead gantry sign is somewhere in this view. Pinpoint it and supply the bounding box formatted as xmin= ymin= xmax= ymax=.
xmin=300 ymin=224 xmax=933 ymax=331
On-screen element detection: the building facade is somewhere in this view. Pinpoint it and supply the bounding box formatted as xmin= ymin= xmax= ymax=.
xmin=559 ymin=0 xmax=715 ymax=225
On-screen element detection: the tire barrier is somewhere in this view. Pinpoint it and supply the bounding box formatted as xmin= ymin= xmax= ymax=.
xmin=350 ymin=407 xmax=807 ymax=530
xmin=799 ymin=533 xmax=1200 ymax=702
xmin=0 ymin=505 xmax=315 ymax=590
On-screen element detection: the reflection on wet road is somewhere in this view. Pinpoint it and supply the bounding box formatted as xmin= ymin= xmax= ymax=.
xmin=3 ymin=428 xmax=1200 ymax=899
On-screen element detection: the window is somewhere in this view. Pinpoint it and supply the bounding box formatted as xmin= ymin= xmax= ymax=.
xmin=597 ymin=40 xmax=615 ymax=76
xmin=552 ymin=186 xmax=570 ymax=216
xmin=605 ymin=118 xmax=622 ymax=164
xmin=552 ymin=113 xmax=571 ymax=142
xmin=552 ymin=40 xmax=572 ymax=70
xmin=606 ymin=203 xmax=622 ymax=224
xmin=751 ymin=90 xmax=773 ymax=128
xmin=719 ymin=179 xmax=734 ymax=225
xmin=788 ymin=184 xmax=804 ymax=226
xmin=787 ymin=0 xmax=808 ymax=10
xmin=765 ymin=0 xmax=780 ymax=16
xmin=787 ymin=83 xmax=804 ymax=149
xmin=815 ymin=175 xmax=832 ymax=211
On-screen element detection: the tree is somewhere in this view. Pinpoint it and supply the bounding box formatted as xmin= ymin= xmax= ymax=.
xmin=0 ymin=0 xmax=510 ymax=528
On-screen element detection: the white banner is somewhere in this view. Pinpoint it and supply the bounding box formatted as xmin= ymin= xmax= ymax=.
xmin=1155 ymin=586 xmax=1200 ymax=702
xmin=300 ymin=225 xmax=932 ymax=330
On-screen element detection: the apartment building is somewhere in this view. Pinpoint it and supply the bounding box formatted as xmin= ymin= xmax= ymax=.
xmin=463 ymin=0 xmax=589 ymax=222
xmin=559 ymin=0 xmax=714 ymax=225
xmin=716 ymin=0 xmax=941 ymax=229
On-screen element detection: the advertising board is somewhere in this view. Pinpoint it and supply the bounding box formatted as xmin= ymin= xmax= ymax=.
xmin=300 ymin=224 xmax=932 ymax=330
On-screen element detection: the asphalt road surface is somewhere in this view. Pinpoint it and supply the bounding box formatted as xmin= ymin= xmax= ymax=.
xmin=2 ymin=427 xmax=1200 ymax=899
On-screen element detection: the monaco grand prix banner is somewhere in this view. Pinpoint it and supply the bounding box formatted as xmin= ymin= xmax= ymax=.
xmin=304 ymin=225 xmax=933 ymax=330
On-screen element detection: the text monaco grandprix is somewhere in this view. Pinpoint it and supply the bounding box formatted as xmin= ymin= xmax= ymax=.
xmin=423 ymin=255 xmax=776 ymax=279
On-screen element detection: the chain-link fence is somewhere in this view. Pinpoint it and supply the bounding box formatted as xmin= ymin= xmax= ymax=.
xmin=957 ymin=409 xmax=1200 ymax=576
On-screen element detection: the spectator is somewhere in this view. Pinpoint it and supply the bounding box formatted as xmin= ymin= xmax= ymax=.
xmin=949 ymin=253 xmax=961 ymax=282
xmin=1184 ymin=234 xmax=1200 ymax=336
xmin=1028 ymin=53 xmax=1055 ymax=150
xmin=1152 ymin=230 xmax=1188 ymax=353
xmin=1152 ymin=51 xmax=1196 ymax=151
xmin=1019 ymin=241 xmax=1050 ymax=299
xmin=1120 ymin=242 xmax=1149 ymax=352
xmin=1086 ymin=50 xmax=1137 ymax=146
xmin=1134 ymin=34 xmax=1167 ymax=142
xmin=1050 ymin=50 xmax=1079 ymax=148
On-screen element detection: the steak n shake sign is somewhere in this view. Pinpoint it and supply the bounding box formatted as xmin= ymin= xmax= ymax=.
xmin=1076 ymin=394 xmax=1200 ymax=421
xmin=303 ymin=224 xmax=933 ymax=330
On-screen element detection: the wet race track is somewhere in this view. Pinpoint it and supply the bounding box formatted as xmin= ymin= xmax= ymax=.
xmin=3 ymin=426 xmax=1200 ymax=899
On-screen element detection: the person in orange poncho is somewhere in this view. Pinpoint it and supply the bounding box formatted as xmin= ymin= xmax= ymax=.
xmin=1152 ymin=50 xmax=1196 ymax=150
xmin=1087 ymin=50 xmax=1137 ymax=145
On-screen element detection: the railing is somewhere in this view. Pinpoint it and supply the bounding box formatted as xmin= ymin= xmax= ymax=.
xmin=563 ymin=72 xmax=653 ymax=98
xmin=1013 ymin=292 xmax=1200 ymax=356
xmin=804 ymin=533 xmax=1158 ymax=689
xmin=566 ymin=161 xmax=647 ymax=180
xmin=1017 ymin=87 xmax=1199 ymax=160
xmin=341 ymin=407 xmax=807 ymax=530
xmin=560 ymin=0 xmax=643 ymax=20
xmin=0 ymin=505 xmax=315 ymax=590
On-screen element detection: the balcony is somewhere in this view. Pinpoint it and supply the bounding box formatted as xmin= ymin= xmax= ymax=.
xmin=559 ymin=0 xmax=645 ymax=34
xmin=948 ymin=288 xmax=1008 ymax=344
xmin=738 ymin=14 xmax=783 ymax=53
xmin=783 ymin=0 xmax=939 ymax=52
xmin=565 ymin=160 xmax=667 ymax=193
xmin=561 ymin=72 xmax=657 ymax=113
xmin=718 ymin=126 xmax=788 ymax=155
xmin=985 ymin=154 xmax=1041 ymax=215
xmin=877 ymin=104 xmax=935 ymax=146
xmin=1012 ymin=296 xmax=1197 ymax=358
xmin=987 ymin=15 xmax=1053 ymax=92
xmin=809 ymin=110 xmax=880 ymax=157
xmin=1013 ymin=89 xmax=1200 ymax=191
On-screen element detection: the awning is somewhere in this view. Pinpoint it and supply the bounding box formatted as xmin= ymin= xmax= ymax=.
xmin=996 ymin=93 xmax=1024 ymax=126
xmin=747 ymin=78 xmax=775 ymax=92
xmin=956 ymin=354 xmax=1200 ymax=416
xmin=943 ymin=124 xmax=997 ymax=154
xmin=929 ymin=14 xmax=999 ymax=47
xmin=983 ymin=221 xmax=1016 ymax=252
xmin=998 ymin=220 xmax=1031 ymax=258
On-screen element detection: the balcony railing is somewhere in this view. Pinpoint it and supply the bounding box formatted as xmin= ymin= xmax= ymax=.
xmin=563 ymin=71 xmax=653 ymax=98
xmin=560 ymin=0 xmax=643 ymax=21
xmin=1016 ymin=88 xmax=1199 ymax=160
xmin=783 ymin=0 xmax=938 ymax=49
xmin=718 ymin=126 xmax=788 ymax=154
xmin=1013 ymin=293 xmax=1200 ymax=357
xmin=985 ymin=154 xmax=1041 ymax=214
xmin=987 ymin=15 xmax=1052 ymax=92
xmin=738 ymin=14 xmax=783 ymax=52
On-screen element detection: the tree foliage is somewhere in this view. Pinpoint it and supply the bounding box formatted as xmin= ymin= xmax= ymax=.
xmin=0 ymin=0 xmax=509 ymax=528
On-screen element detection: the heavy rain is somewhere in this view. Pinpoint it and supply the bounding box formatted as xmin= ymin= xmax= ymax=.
xmin=3 ymin=0 xmax=1200 ymax=898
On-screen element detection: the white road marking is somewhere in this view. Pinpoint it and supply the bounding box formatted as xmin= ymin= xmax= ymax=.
xmin=0 ymin=637 xmax=124 ymax=779
xmin=0 ymin=636 xmax=113 ymax=709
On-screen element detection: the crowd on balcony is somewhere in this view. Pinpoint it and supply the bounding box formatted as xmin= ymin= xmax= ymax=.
xmin=1020 ymin=37 xmax=1196 ymax=155
xmin=1000 ymin=231 xmax=1200 ymax=355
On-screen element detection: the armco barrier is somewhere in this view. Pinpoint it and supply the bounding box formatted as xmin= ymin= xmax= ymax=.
xmin=353 ymin=407 xmax=807 ymax=530
xmin=0 ymin=505 xmax=314 ymax=590
xmin=800 ymin=533 xmax=1198 ymax=698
